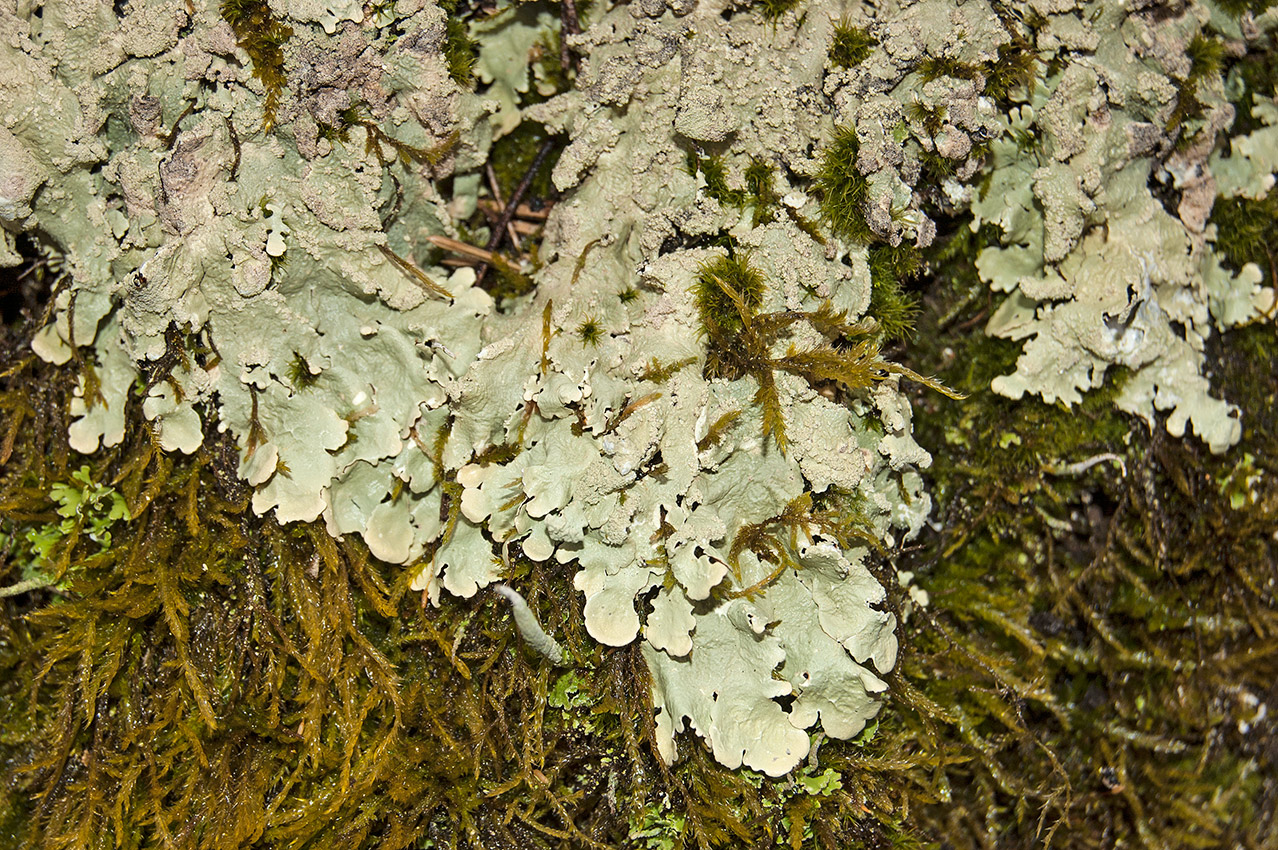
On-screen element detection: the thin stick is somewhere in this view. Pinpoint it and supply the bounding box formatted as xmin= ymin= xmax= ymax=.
xmin=429 ymin=235 xmax=497 ymax=265
xmin=560 ymin=0 xmax=581 ymax=72
xmin=484 ymin=139 xmax=557 ymax=254
xmin=485 ymin=163 xmax=522 ymax=251
xmin=477 ymin=137 xmax=557 ymax=284
xmin=476 ymin=200 xmax=550 ymax=222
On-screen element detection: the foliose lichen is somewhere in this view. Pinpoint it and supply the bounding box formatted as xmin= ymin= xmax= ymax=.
xmin=4 ymin=0 xmax=1276 ymax=794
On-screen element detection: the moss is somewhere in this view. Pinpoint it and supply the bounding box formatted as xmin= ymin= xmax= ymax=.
xmin=692 ymin=252 xmax=767 ymax=338
xmin=1167 ymin=34 xmax=1226 ymax=135
xmin=905 ymin=100 xmax=946 ymax=137
xmin=981 ymin=43 xmax=1037 ymax=103
xmin=862 ymin=214 xmax=1278 ymax=849
xmin=916 ymin=55 xmax=980 ymax=83
xmin=6 ymin=343 xmax=843 ymax=849
xmin=815 ymin=126 xmax=872 ymax=243
xmin=752 ymin=0 xmax=803 ymax=22
xmin=575 ymin=315 xmax=604 ymax=347
xmin=1215 ymin=0 xmax=1273 ymax=18
xmin=219 ymin=0 xmax=293 ymax=132
xmin=487 ymin=121 xmax=563 ymax=208
xmin=2 ymin=215 xmax=1271 ymax=850
xmin=485 ymin=253 xmax=536 ymax=301
xmin=743 ymin=158 xmax=780 ymax=225
xmin=287 ymin=352 xmax=320 ymax=390
xmin=693 ymin=251 xmax=955 ymax=452
xmin=829 ymin=19 xmax=877 ymax=69
xmin=1210 ymin=188 xmax=1277 ymax=285
xmin=687 ymin=151 xmax=779 ymax=226
xmin=444 ymin=16 xmax=478 ymax=87
xmin=866 ymin=272 xmax=920 ymax=344
xmin=1225 ymin=32 xmax=1277 ymax=137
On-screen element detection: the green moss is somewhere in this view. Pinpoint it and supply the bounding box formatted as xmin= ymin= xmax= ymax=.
xmin=0 ymin=349 xmax=726 ymax=849
xmin=1210 ymin=189 xmax=1277 ymax=285
xmin=855 ymin=215 xmax=1278 ymax=848
xmin=752 ymin=0 xmax=803 ymax=22
xmin=693 ymin=253 xmax=766 ymax=338
xmin=486 ymin=253 xmax=536 ymax=301
xmin=287 ymin=352 xmax=320 ymax=390
xmin=867 ymin=275 xmax=920 ymax=344
xmin=905 ymin=100 xmax=946 ymax=136
xmin=743 ymin=158 xmax=780 ymax=225
xmin=687 ymin=150 xmax=744 ymax=207
xmin=1225 ymin=31 xmax=1276 ymax=137
xmin=220 ymin=0 xmax=293 ymax=132
xmin=829 ymin=18 xmax=877 ymax=69
xmin=693 ymin=250 xmax=955 ymax=452
xmin=815 ymin=126 xmax=872 ymax=243
xmin=982 ymin=43 xmax=1036 ymax=103
xmin=444 ymin=16 xmax=478 ymax=87
xmin=575 ymin=315 xmax=604 ymax=347
xmin=1168 ymin=34 xmax=1225 ymax=135
xmin=917 ymin=55 xmax=979 ymax=83
xmin=687 ymin=151 xmax=779 ymax=225
xmin=1216 ymin=0 xmax=1276 ymax=18
xmin=487 ymin=121 xmax=563 ymax=207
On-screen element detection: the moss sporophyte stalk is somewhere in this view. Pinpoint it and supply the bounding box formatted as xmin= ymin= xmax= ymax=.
xmin=1 ymin=0 xmax=1276 ymax=847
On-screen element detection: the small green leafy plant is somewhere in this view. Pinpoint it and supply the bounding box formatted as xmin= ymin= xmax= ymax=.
xmin=0 ymin=465 xmax=129 ymax=597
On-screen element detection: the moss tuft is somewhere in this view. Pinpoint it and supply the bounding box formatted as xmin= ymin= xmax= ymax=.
xmin=1167 ymin=34 xmax=1225 ymax=135
xmin=1209 ymin=188 xmax=1277 ymax=284
xmin=444 ymin=16 xmax=478 ymax=87
xmin=693 ymin=251 xmax=956 ymax=451
xmin=693 ymin=253 xmax=767 ymax=337
xmin=917 ymin=55 xmax=979 ymax=83
xmin=815 ymin=126 xmax=872 ymax=243
xmin=287 ymin=352 xmax=320 ymax=390
xmin=982 ymin=43 xmax=1037 ymax=102
xmin=687 ymin=151 xmax=780 ymax=225
xmin=829 ymin=18 xmax=877 ymax=69
xmin=752 ymin=0 xmax=803 ymax=22
xmin=220 ymin=0 xmax=293 ymax=132
xmin=576 ymin=315 xmax=604 ymax=347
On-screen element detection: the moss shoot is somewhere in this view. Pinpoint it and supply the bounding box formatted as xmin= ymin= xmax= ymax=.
xmin=815 ymin=126 xmax=872 ymax=243
xmin=829 ymin=19 xmax=877 ymax=69
xmin=220 ymin=0 xmax=293 ymax=132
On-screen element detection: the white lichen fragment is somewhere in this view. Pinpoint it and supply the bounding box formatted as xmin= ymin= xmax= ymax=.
xmin=493 ymin=583 xmax=569 ymax=665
